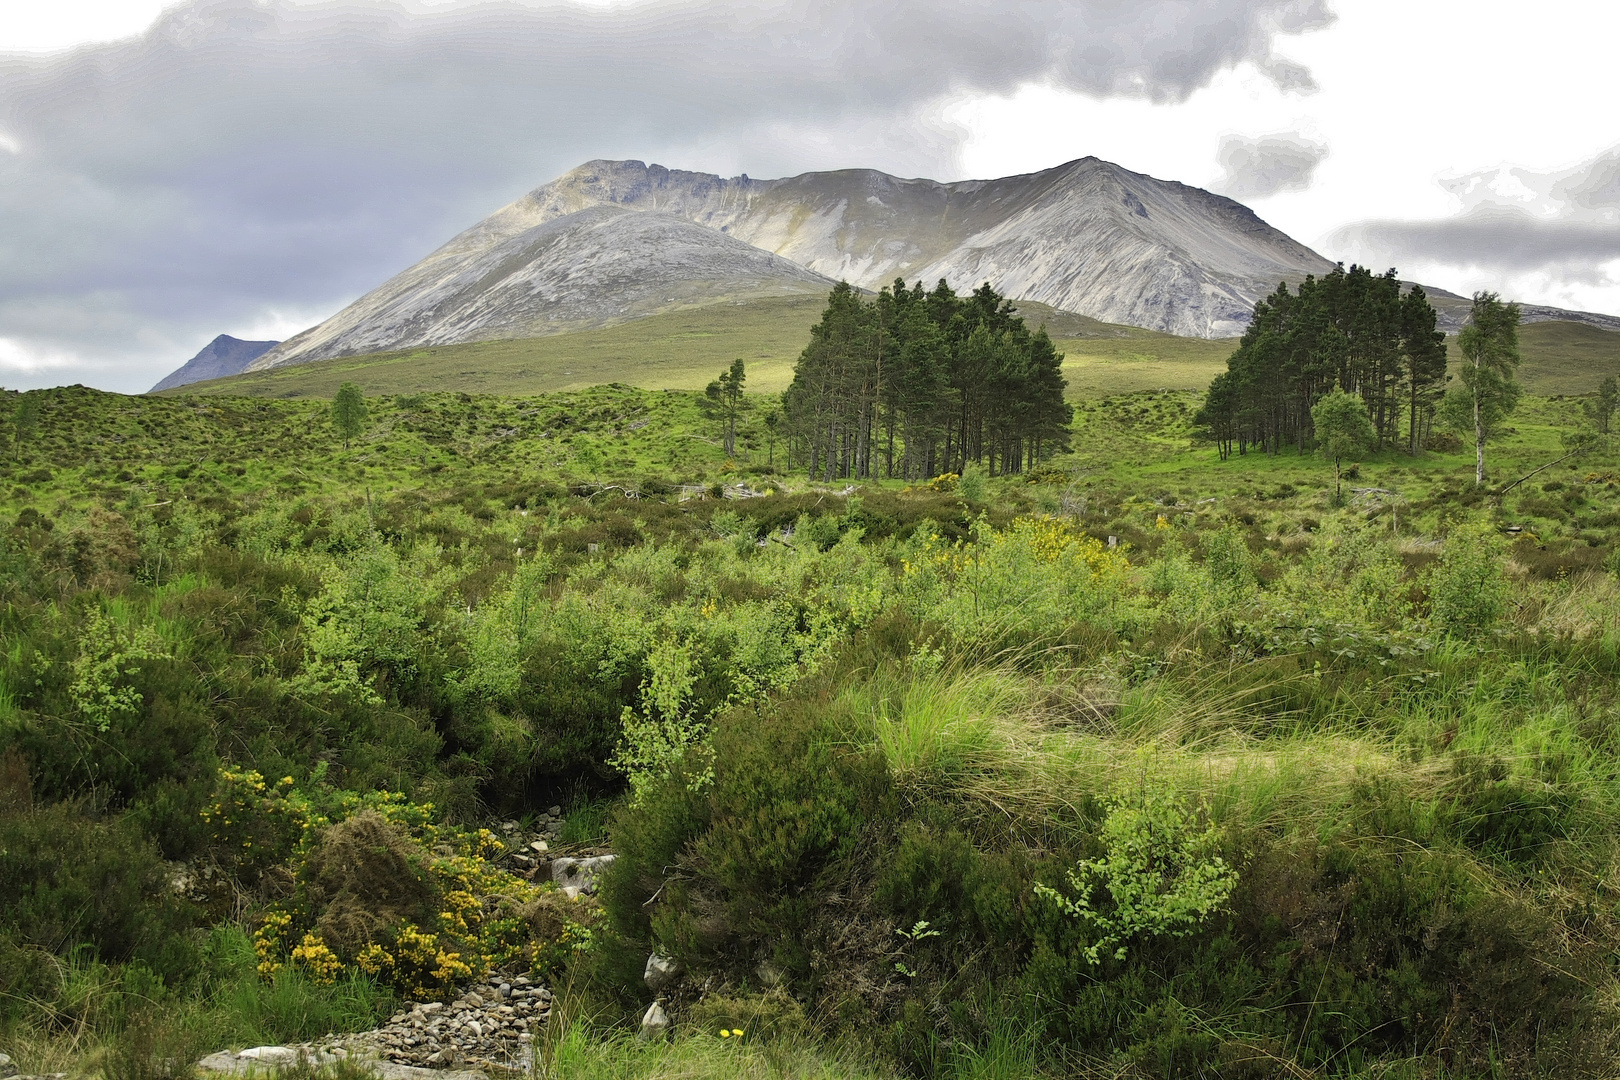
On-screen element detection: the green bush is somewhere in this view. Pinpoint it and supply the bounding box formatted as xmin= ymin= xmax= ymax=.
xmin=0 ymin=805 xmax=196 ymax=977
xmin=1427 ymin=520 xmax=1510 ymax=636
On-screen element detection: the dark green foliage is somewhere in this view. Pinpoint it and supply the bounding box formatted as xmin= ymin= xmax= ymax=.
xmin=785 ymin=279 xmax=1071 ymax=480
xmin=1196 ymin=266 xmax=1447 ymax=458
xmin=0 ymin=804 xmax=196 ymax=974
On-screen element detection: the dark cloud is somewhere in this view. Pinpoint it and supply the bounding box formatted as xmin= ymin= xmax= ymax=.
xmin=1213 ymin=131 xmax=1327 ymax=200
xmin=0 ymin=0 xmax=1334 ymax=390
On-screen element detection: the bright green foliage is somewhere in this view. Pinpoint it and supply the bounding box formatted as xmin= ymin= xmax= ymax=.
xmin=898 ymin=516 xmax=1131 ymax=657
xmin=330 ymin=381 xmax=369 ymax=450
xmin=1426 ymin=519 xmax=1510 ymax=637
xmin=1443 ymin=291 xmax=1523 ymax=486
xmin=1584 ymin=374 xmax=1618 ymax=435
xmin=291 ymin=543 xmax=435 ymax=705
xmin=1035 ymin=779 xmax=1236 ymax=964
xmin=68 ymin=607 xmax=169 ymax=731
xmin=611 ymin=638 xmax=710 ymax=806
xmin=9 ymin=380 xmax=1620 ymax=1079
xmin=1311 ymin=387 xmax=1376 ymax=499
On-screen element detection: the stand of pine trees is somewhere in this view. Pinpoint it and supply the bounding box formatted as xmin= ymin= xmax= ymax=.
xmin=784 ymin=279 xmax=1072 ymax=480
xmin=1195 ymin=265 xmax=1447 ymax=459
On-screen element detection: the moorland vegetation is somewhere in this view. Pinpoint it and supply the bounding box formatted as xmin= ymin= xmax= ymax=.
xmin=4 ymin=279 xmax=1620 ymax=1078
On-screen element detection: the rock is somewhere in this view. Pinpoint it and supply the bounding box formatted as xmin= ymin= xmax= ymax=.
xmin=548 ymin=806 xmax=562 ymax=816
xmin=756 ymin=960 xmax=783 ymax=988
xmin=0 ymin=1054 xmax=15 ymax=1079
xmin=643 ymin=953 xmax=683 ymax=992
xmin=529 ymin=840 xmax=548 ymax=854
xmin=551 ymin=854 xmax=615 ymax=894
xmin=639 ymin=1001 xmax=672 ymax=1041
xmin=239 ymin=1047 xmax=301 ymax=1066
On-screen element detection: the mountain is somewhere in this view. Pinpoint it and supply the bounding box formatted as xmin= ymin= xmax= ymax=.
xmin=486 ymin=157 xmax=1338 ymax=337
xmin=253 ymin=205 xmax=833 ymax=370
xmin=150 ymin=334 xmax=280 ymax=392
xmin=250 ymin=157 xmax=1620 ymax=374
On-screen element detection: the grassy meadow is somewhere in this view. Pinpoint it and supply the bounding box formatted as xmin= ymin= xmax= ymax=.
xmin=9 ymin=365 xmax=1620 ymax=1079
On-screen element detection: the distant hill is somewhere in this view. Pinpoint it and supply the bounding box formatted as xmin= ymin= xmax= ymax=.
xmin=176 ymin=301 xmax=1620 ymax=403
xmin=170 ymin=294 xmax=1230 ymax=400
xmin=150 ymin=335 xmax=279 ymax=392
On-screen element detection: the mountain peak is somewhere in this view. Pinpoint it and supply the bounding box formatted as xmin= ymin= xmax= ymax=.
xmin=149 ymin=334 xmax=280 ymax=393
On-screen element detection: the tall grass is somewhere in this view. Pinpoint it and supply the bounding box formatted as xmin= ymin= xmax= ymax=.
xmin=0 ymin=928 xmax=394 ymax=1079
xmin=541 ymin=1025 xmax=896 ymax=1080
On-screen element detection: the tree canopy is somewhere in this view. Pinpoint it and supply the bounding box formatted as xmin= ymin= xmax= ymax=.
xmin=1195 ymin=265 xmax=1446 ymax=459
xmin=1440 ymin=291 xmax=1522 ymax=486
xmin=784 ymin=279 xmax=1071 ymax=480
xmin=1311 ymin=388 xmax=1376 ymax=499
xmin=331 ymin=382 xmax=369 ymax=451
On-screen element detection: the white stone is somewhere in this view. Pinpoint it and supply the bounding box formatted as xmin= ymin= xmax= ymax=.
xmin=550 ymin=854 xmax=615 ymax=894
xmin=643 ymin=953 xmax=683 ymax=992
xmin=639 ymin=1001 xmax=672 ymax=1041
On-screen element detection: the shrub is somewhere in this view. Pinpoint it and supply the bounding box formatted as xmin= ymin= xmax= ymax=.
xmin=246 ymin=792 xmax=583 ymax=999
xmin=1034 ymin=778 xmax=1235 ymax=964
xmin=0 ymin=805 xmax=196 ymax=976
xmin=1427 ymin=521 xmax=1509 ymax=636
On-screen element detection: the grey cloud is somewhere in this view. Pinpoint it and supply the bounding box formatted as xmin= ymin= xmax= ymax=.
xmin=1213 ymin=131 xmax=1327 ymax=200
xmin=1330 ymin=146 xmax=1620 ymax=294
xmin=1331 ymin=207 xmax=1620 ymax=282
xmin=0 ymin=0 xmax=1335 ymax=391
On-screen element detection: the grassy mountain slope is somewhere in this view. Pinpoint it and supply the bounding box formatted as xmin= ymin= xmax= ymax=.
xmin=164 ymin=300 xmax=1620 ymax=403
xmin=167 ymin=295 xmax=1231 ymax=400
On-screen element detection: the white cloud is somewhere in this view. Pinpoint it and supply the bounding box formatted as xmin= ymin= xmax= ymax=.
xmin=1213 ymin=130 xmax=1328 ymax=200
xmin=1330 ymin=145 xmax=1620 ymax=314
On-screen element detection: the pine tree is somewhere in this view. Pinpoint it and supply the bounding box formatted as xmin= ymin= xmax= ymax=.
xmin=784 ymin=279 xmax=1069 ymax=480
xmin=707 ymin=359 xmax=746 ymax=456
xmin=1195 ymin=265 xmax=1446 ymax=458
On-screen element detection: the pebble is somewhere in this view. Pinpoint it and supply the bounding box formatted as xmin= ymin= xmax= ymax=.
xmin=198 ymin=971 xmax=552 ymax=1076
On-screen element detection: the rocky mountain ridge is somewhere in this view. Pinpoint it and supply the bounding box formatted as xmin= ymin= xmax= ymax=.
xmin=255 ymin=205 xmax=832 ymax=369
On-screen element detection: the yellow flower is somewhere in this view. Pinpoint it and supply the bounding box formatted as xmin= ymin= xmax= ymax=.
xmin=290 ymin=933 xmax=343 ymax=986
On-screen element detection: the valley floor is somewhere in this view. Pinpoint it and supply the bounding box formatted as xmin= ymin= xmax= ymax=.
xmin=5 ymin=382 xmax=1620 ymax=1079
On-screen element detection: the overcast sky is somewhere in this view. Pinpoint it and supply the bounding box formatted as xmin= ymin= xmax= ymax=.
xmin=2 ymin=0 xmax=1617 ymax=392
